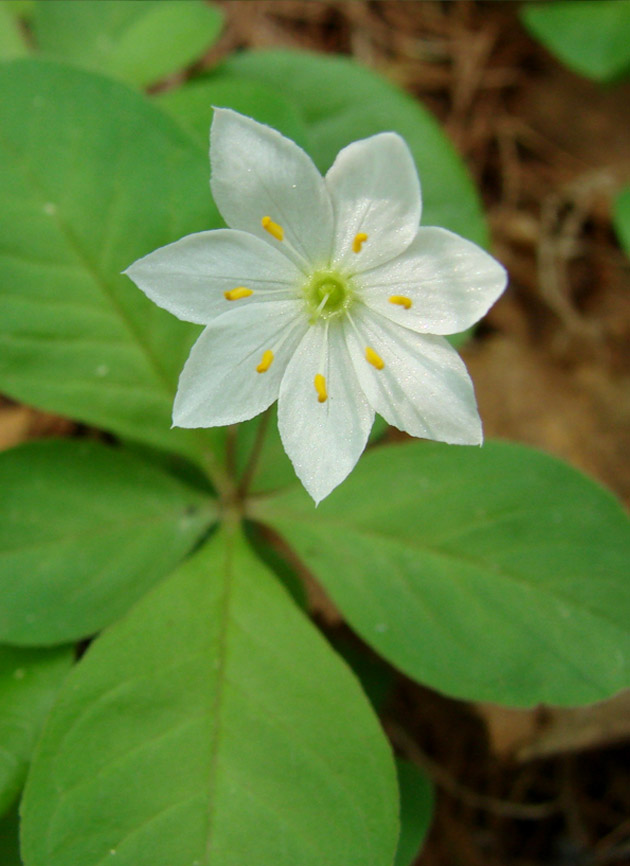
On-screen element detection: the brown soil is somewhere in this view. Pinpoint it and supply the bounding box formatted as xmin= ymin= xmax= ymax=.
xmin=3 ymin=2 xmax=629 ymax=864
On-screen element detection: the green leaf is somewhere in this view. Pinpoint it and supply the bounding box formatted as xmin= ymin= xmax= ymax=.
xmin=521 ymin=0 xmax=630 ymax=82
xmin=613 ymin=186 xmax=630 ymax=257
xmin=330 ymin=634 xmax=396 ymax=712
xmin=252 ymin=440 xmax=630 ymax=706
xmin=0 ymin=644 xmax=73 ymax=814
xmin=0 ymin=439 xmax=216 ymax=646
xmin=3 ymin=1 xmax=33 ymax=22
xmin=33 ymin=0 xmax=223 ymax=87
xmin=0 ymin=59 xmax=223 ymax=462
xmin=222 ymin=49 xmax=489 ymax=248
xmin=0 ymin=2 xmax=29 ymax=60
xmin=0 ymin=804 xmax=22 ymax=865
xmin=394 ymin=760 xmax=434 ymax=866
xmin=21 ymin=529 xmax=398 ymax=866
xmin=155 ymin=73 xmax=310 ymax=151
xmin=244 ymin=521 xmax=308 ymax=610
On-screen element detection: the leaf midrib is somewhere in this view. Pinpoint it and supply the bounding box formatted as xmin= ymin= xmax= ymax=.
xmin=0 ymin=126 xmax=178 ymax=398
xmin=203 ymin=528 xmax=234 ymax=865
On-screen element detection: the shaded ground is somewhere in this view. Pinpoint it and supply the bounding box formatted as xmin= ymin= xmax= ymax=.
xmin=2 ymin=2 xmax=629 ymax=864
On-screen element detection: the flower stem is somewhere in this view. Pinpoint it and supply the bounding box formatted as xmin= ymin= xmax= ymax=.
xmin=225 ymin=424 xmax=238 ymax=478
xmin=197 ymin=437 xmax=235 ymax=500
xmin=238 ymin=407 xmax=272 ymax=499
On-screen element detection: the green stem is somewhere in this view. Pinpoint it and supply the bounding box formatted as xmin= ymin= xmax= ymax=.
xmin=199 ymin=441 xmax=235 ymax=500
xmin=225 ymin=424 xmax=238 ymax=478
xmin=237 ymin=408 xmax=272 ymax=500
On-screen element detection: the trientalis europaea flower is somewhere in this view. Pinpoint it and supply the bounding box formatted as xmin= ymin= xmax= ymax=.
xmin=125 ymin=109 xmax=507 ymax=502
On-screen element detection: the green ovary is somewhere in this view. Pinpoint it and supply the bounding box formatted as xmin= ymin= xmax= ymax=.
xmin=304 ymin=271 xmax=354 ymax=320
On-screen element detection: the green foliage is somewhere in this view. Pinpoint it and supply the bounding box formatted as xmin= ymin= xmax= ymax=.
xmin=0 ymin=644 xmax=73 ymax=814
xmin=3 ymin=0 xmax=34 ymax=21
xmin=0 ymin=59 xmax=223 ymax=462
xmin=613 ymin=186 xmax=630 ymax=256
xmin=0 ymin=2 xmax=29 ymax=59
xmin=223 ymin=49 xmax=488 ymax=248
xmin=155 ymin=74 xmax=309 ymax=151
xmin=244 ymin=521 xmax=308 ymax=609
xmin=330 ymin=633 xmax=396 ymax=712
xmin=394 ymin=760 xmax=434 ymax=866
xmin=2 ymin=19 xmax=630 ymax=864
xmin=521 ymin=0 xmax=630 ymax=82
xmin=253 ymin=440 xmax=630 ymax=706
xmin=0 ymin=805 xmax=22 ymax=865
xmin=33 ymin=0 xmax=223 ymax=87
xmin=21 ymin=531 xmax=398 ymax=866
xmin=0 ymin=439 xmax=215 ymax=646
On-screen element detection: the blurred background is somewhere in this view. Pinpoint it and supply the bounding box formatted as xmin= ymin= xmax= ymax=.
xmin=2 ymin=3 xmax=630 ymax=865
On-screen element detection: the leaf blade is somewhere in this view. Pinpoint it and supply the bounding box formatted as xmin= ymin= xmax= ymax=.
xmin=521 ymin=0 xmax=630 ymax=82
xmin=21 ymin=530 xmax=398 ymax=866
xmin=0 ymin=644 xmax=73 ymax=814
xmin=222 ymin=49 xmax=489 ymax=248
xmin=0 ymin=59 xmax=222 ymax=461
xmin=394 ymin=759 xmax=434 ymax=866
xmin=33 ymin=0 xmax=223 ymax=87
xmin=613 ymin=186 xmax=630 ymax=256
xmin=253 ymin=440 xmax=630 ymax=706
xmin=0 ymin=439 xmax=216 ymax=646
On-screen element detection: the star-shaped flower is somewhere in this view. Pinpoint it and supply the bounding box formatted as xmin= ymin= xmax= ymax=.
xmin=125 ymin=109 xmax=507 ymax=503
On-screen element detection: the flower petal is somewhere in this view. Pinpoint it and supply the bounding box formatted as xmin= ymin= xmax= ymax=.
xmin=124 ymin=229 xmax=303 ymax=325
xmin=360 ymin=227 xmax=507 ymax=335
xmin=278 ymin=320 xmax=374 ymax=504
xmin=326 ymin=133 xmax=421 ymax=273
xmin=173 ymin=300 xmax=306 ymax=428
xmin=347 ymin=307 xmax=482 ymax=444
xmin=210 ymin=108 xmax=334 ymax=267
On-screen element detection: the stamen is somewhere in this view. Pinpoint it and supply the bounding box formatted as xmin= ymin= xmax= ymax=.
xmin=262 ymin=216 xmax=284 ymax=241
xmin=314 ymin=373 xmax=328 ymax=403
xmin=365 ymin=346 xmax=385 ymax=370
xmin=224 ymin=286 xmax=253 ymax=301
xmin=389 ymin=295 xmax=412 ymax=310
xmin=353 ymin=232 xmax=368 ymax=253
xmin=256 ymin=350 xmax=274 ymax=374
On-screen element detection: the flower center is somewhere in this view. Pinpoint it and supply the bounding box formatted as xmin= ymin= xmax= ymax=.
xmin=304 ymin=271 xmax=353 ymax=320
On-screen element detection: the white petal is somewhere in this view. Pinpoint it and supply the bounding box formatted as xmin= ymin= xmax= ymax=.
xmin=278 ymin=320 xmax=374 ymax=504
xmin=347 ymin=306 xmax=482 ymax=444
xmin=210 ymin=108 xmax=334 ymax=267
xmin=124 ymin=229 xmax=303 ymax=325
xmin=173 ymin=301 xmax=306 ymax=428
xmin=360 ymin=227 xmax=507 ymax=334
xmin=325 ymin=133 xmax=421 ymax=273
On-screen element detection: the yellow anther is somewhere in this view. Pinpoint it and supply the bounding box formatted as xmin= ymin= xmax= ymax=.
xmin=353 ymin=232 xmax=368 ymax=253
xmin=256 ymin=350 xmax=274 ymax=374
xmin=365 ymin=346 xmax=385 ymax=370
xmin=314 ymin=373 xmax=328 ymax=403
xmin=262 ymin=216 xmax=284 ymax=241
xmin=224 ymin=286 xmax=253 ymax=301
xmin=389 ymin=295 xmax=412 ymax=310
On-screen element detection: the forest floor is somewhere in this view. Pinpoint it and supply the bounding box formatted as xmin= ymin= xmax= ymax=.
xmin=2 ymin=2 xmax=629 ymax=865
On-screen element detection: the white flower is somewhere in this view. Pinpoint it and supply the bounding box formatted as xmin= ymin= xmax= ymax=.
xmin=124 ymin=109 xmax=506 ymax=503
